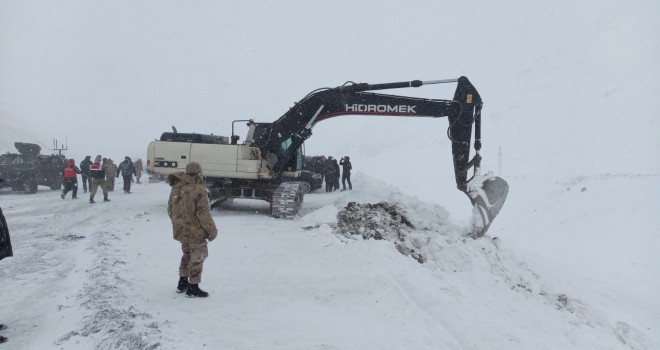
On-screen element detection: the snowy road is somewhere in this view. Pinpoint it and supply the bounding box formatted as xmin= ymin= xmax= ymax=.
xmin=0 ymin=174 xmax=657 ymax=350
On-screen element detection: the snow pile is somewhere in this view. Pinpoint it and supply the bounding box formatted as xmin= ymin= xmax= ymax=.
xmin=298 ymin=174 xmax=657 ymax=349
xmin=337 ymin=201 xmax=426 ymax=262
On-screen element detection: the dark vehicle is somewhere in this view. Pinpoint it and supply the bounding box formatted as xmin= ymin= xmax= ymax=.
xmin=0 ymin=142 xmax=66 ymax=194
xmin=301 ymin=155 xmax=326 ymax=192
xmin=295 ymin=170 xmax=323 ymax=193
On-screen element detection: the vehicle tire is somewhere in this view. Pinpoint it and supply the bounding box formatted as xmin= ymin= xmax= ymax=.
xmin=23 ymin=176 xmax=38 ymax=194
xmin=50 ymin=179 xmax=61 ymax=190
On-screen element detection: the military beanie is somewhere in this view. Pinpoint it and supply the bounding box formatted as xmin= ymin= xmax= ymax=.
xmin=186 ymin=161 xmax=202 ymax=175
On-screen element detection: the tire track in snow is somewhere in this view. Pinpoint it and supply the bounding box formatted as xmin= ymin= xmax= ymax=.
xmin=55 ymin=202 xmax=167 ymax=349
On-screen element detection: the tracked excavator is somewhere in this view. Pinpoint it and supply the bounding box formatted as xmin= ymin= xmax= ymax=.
xmin=147 ymin=76 xmax=508 ymax=237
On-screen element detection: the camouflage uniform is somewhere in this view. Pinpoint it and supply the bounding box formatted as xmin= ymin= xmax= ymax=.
xmin=103 ymin=159 xmax=118 ymax=191
xmin=167 ymin=172 xmax=217 ymax=284
xmin=134 ymin=159 xmax=143 ymax=184
xmin=89 ymin=155 xmax=109 ymax=203
xmin=117 ymin=157 xmax=136 ymax=193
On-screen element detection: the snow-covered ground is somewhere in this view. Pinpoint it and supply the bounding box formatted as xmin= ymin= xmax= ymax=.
xmin=0 ymin=171 xmax=658 ymax=350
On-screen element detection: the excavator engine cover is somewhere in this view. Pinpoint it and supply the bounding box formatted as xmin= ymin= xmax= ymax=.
xmin=466 ymin=173 xmax=509 ymax=238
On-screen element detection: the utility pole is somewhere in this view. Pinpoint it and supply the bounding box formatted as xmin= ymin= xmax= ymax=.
xmin=498 ymin=146 xmax=502 ymax=176
xmin=53 ymin=137 xmax=68 ymax=156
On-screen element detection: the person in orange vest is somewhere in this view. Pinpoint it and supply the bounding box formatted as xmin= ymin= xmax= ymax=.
xmin=61 ymin=159 xmax=82 ymax=200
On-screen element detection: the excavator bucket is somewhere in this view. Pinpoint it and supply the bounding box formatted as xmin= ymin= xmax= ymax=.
xmin=466 ymin=172 xmax=509 ymax=238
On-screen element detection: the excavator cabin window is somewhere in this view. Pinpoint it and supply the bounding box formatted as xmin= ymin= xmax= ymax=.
xmin=279 ymin=137 xmax=302 ymax=172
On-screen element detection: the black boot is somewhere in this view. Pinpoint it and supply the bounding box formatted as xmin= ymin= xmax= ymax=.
xmin=89 ymin=197 xmax=95 ymax=203
xmin=0 ymin=325 xmax=6 ymax=343
xmin=186 ymin=283 xmax=209 ymax=298
xmin=103 ymin=196 xmax=110 ymax=202
xmin=176 ymin=276 xmax=189 ymax=293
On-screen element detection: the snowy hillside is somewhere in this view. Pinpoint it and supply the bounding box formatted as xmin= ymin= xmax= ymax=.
xmin=0 ymin=174 xmax=657 ymax=350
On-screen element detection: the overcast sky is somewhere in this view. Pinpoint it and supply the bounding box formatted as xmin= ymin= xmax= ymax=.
xmin=1 ymin=0 xmax=658 ymax=181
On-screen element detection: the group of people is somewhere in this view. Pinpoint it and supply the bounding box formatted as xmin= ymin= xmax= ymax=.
xmin=319 ymin=156 xmax=352 ymax=192
xmin=3 ymin=154 xmax=352 ymax=325
xmin=60 ymin=155 xmax=144 ymax=203
xmin=0 ymin=160 xmax=215 ymax=347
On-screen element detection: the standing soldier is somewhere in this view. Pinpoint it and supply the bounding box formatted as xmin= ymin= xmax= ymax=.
xmin=133 ymin=158 xmax=143 ymax=184
xmin=80 ymin=155 xmax=92 ymax=193
xmin=104 ymin=159 xmax=118 ymax=191
xmin=117 ymin=156 xmax=136 ymax=194
xmin=61 ymin=159 xmax=81 ymax=199
xmin=89 ymin=155 xmax=110 ymax=203
xmin=340 ymin=156 xmax=352 ymax=191
xmin=167 ymin=162 xmax=218 ymax=298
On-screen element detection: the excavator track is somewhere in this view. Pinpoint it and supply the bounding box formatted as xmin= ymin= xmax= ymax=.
xmin=271 ymin=182 xmax=305 ymax=218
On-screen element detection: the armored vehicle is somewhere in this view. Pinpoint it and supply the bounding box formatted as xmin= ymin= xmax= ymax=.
xmin=0 ymin=142 xmax=66 ymax=194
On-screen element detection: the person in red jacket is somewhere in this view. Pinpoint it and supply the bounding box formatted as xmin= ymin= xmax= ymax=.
xmin=61 ymin=159 xmax=82 ymax=199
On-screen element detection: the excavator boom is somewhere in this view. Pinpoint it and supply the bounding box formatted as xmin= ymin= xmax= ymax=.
xmin=254 ymin=76 xmax=508 ymax=237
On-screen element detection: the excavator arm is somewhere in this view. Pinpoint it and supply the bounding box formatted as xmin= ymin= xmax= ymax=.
xmin=253 ymin=76 xmax=508 ymax=237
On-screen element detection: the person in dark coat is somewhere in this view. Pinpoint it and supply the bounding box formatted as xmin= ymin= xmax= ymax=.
xmin=332 ymin=159 xmax=340 ymax=191
xmin=0 ymin=179 xmax=12 ymax=344
xmin=324 ymin=157 xmax=337 ymax=192
xmin=61 ymin=159 xmax=82 ymax=199
xmin=0 ymin=182 xmax=12 ymax=261
xmin=79 ymin=155 xmax=93 ymax=193
xmin=340 ymin=156 xmax=352 ymax=191
xmin=117 ymin=156 xmax=136 ymax=194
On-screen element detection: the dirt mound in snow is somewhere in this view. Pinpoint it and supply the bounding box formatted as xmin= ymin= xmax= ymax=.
xmin=336 ymin=202 xmax=425 ymax=263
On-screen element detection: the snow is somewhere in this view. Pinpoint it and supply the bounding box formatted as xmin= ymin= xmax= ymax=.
xmin=0 ymin=173 xmax=658 ymax=349
xmin=1 ymin=0 xmax=659 ymax=349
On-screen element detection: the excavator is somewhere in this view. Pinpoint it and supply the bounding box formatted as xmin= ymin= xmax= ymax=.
xmin=147 ymin=76 xmax=508 ymax=237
